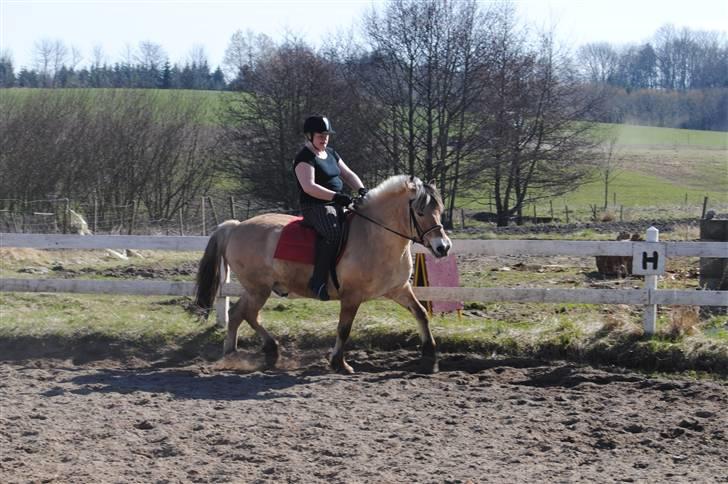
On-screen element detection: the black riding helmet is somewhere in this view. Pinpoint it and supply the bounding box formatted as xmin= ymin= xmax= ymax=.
xmin=303 ymin=115 xmax=336 ymax=141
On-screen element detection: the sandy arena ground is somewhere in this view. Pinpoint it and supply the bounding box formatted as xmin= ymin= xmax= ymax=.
xmin=1 ymin=349 xmax=726 ymax=483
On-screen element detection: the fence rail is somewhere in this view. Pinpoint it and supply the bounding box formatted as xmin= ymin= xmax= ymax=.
xmin=1 ymin=230 xmax=726 ymax=335
xmin=3 ymin=233 xmax=726 ymax=257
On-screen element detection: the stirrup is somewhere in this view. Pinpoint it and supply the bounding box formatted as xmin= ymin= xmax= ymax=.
xmin=309 ymin=281 xmax=330 ymax=301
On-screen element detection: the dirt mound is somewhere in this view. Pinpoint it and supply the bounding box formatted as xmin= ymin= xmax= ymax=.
xmin=0 ymin=247 xmax=52 ymax=264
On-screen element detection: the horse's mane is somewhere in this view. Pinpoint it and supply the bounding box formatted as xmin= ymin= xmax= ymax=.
xmin=368 ymin=175 xmax=443 ymax=212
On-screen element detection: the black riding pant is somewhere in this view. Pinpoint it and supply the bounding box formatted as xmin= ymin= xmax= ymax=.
xmin=301 ymin=203 xmax=343 ymax=246
xmin=301 ymin=203 xmax=343 ymax=293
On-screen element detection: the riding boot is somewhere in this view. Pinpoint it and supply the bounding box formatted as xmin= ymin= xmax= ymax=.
xmin=309 ymin=238 xmax=338 ymax=301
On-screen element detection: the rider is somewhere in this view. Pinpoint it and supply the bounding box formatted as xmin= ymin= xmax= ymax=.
xmin=293 ymin=115 xmax=368 ymax=301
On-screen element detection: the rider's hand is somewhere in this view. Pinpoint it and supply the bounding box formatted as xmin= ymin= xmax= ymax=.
xmin=332 ymin=193 xmax=353 ymax=206
xmin=358 ymin=187 xmax=368 ymax=197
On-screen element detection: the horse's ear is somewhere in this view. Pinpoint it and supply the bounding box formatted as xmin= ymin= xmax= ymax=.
xmin=427 ymin=179 xmax=435 ymax=186
xmin=407 ymin=175 xmax=417 ymax=190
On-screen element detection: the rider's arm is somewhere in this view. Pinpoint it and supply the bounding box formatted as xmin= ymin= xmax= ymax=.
xmin=295 ymin=162 xmax=336 ymax=201
xmin=338 ymin=159 xmax=365 ymax=191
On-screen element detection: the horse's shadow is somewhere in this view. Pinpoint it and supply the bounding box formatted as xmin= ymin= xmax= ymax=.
xmin=53 ymin=350 xmax=548 ymax=401
xmin=59 ymin=366 xmax=310 ymax=402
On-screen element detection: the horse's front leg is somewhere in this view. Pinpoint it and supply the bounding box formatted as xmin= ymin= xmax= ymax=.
xmin=387 ymin=283 xmax=438 ymax=373
xmin=330 ymin=297 xmax=361 ymax=374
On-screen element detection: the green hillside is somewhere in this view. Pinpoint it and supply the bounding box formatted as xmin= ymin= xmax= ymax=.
xmin=607 ymin=123 xmax=728 ymax=149
xmin=3 ymin=89 xmax=725 ymax=219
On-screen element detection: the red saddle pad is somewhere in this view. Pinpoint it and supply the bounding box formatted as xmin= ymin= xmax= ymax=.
xmin=273 ymin=217 xmax=317 ymax=265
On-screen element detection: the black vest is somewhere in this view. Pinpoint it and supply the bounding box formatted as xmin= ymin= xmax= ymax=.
xmin=293 ymin=147 xmax=343 ymax=206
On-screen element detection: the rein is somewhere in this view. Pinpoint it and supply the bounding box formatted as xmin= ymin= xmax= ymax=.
xmin=350 ymin=200 xmax=443 ymax=247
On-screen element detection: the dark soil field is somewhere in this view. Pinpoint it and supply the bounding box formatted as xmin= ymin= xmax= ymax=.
xmin=1 ymin=348 xmax=726 ymax=483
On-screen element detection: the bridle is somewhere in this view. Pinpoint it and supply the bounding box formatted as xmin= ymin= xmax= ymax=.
xmin=350 ymin=199 xmax=444 ymax=247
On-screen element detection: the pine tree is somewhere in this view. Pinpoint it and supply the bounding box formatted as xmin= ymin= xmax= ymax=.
xmin=211 ymin=67 xmax=226 ymax=90
xmin=159 ymin=61 xmax=172 ymax=89
xmin=0 ymin=55 xmax=15 ymax=87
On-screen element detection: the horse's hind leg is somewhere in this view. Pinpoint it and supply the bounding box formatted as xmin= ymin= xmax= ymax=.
xmin=242 ymin=288 xmax=279 ymax=366
xmin=387 ymin=284 xmax=438 ymax=373
xmin=224 ymin=289 xmax=278 ymax=365
xmin=224 ymin=297 xmax=246 ymax=355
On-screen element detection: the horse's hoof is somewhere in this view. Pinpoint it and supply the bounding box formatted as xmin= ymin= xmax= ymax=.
xmin=330 ymin=358 xmax=354 ymax=375
xmin=418 ymin=358 xmax=439 ymax=374
xmin=262 ymin=340 xmax=280 ymax=368
xmin=336 ymin=364 xmax=355 ymax=375
xmin=264 ymin=351 xmax=279 ymax=368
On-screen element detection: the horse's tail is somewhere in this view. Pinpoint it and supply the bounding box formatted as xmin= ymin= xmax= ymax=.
xmin=194 ymin=220 xmax=239 ymax=319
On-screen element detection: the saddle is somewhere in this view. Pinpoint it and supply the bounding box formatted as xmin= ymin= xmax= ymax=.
xmin=273 ymin=212 xmax=352 ymax=289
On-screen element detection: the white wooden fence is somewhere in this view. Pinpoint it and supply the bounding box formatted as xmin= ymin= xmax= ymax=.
xmin=1 ymin=228 xmax=726 ymax=335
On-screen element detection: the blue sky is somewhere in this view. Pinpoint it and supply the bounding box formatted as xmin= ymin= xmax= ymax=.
xmin=2 ymin=0 xmax=727 ymax=70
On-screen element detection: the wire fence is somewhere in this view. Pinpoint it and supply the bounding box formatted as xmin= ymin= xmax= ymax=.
xmin=0 ymin=195 xmax=296 ymax=236
xmin=0 ymin=195 xmax=725 ymax=236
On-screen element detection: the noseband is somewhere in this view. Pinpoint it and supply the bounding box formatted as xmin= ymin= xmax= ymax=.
xmin=351 ymin=200 xmax=443 ymax=247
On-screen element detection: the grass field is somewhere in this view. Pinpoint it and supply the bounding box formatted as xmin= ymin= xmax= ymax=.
xmin=461 ymin=123 xmax=727 ymax=220
xmin=609 ymin=123 xmax=728 ymax=149
xmin=1 ymin=247 xmax=726 ymax=375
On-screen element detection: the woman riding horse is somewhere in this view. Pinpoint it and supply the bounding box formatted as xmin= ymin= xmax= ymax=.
xmin=195 ymin=143 xmax=452 ymax=373
xmin=293 ymin=115 xmax=368 ymax=301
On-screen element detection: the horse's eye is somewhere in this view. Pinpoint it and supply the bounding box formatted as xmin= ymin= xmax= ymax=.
xmin=417 ymin=212 xmax=424 ymax=217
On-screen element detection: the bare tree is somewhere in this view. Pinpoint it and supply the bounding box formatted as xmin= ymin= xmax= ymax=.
xmin=187 ymin=44 xmax=209 ymax=66
xmin=595 ymin=132 xmax=623 ymax=210
xmin=355 ymin=0 xmax=495 ymax=225
xmin=136 ymin=41 xmax=167 ymax=68
xmin=217 ymin=37 xmax=342 ymax=210
xmin=0 ymin=90 xmax=216 ymax=227
xmin=222 ymin=29 xmax=274 ymax=84
xmin=577 ymin=42 xmax=620 ymax=84
xmin=33 ymin=39 xmax=55 ymax=86
xmin=471 ymin=6 xmax=605 ymax=226
xmin=91 ymin=44 xmax=106 ymax=67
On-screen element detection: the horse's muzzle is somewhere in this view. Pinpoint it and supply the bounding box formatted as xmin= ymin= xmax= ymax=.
xmin=431 ymin=238 xmax=451 ymax=258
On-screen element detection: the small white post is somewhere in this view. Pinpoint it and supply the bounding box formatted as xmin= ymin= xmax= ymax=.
xmin=215 ymin=262 xmax=230 ymax=329
xmin=643 ymin=226 xmax=659 ymax=335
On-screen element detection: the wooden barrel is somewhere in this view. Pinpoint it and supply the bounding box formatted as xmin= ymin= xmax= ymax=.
xmin=700 ymin=219 xmax=728 ymax=314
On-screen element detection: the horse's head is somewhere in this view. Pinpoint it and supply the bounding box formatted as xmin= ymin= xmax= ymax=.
xmin=408 ymin=177 xmax=452 ymax=258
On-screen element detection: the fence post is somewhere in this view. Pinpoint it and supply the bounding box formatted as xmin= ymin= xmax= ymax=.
xmin=21 ymin=200 xmax=26 ymax=233
xmin=201 ymin=196 xmax=206 ymax=236
xmin=178 ymin=208 xmax=184 ymax=236
xmin=208 ymin=196 xmax=219 ymax=226
xmin=701 ymin=196 xmax=709 ymax=219
xmin=643 ymin=226 xmax=659 ymax=335
xmin=229 ymin=196 xmax=236 ymax=220
xmin=93 ymin=197 xmax=98 ymax=234
xmin=128 ymin=201 xmax=137 ymax=236
xmin=215 ymin=261 xmax=230 ymax=329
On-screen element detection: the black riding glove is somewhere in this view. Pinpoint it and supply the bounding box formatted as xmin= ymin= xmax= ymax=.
xmin=332 ymin=193 xmax=353 ymax=206
xmin=358 ymin=187 xmax=369 ymax=197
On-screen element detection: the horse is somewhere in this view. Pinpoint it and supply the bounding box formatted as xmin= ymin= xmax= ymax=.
xmin=194 ymin=175 xmax=452 ymax=374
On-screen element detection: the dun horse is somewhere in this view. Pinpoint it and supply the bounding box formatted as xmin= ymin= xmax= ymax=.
xmin=194 ymin=175 xmax=452 ymax=373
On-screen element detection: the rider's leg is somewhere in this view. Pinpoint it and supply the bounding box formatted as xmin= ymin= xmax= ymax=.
xmin=302 ymin=204 xmax=342 ymax=301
